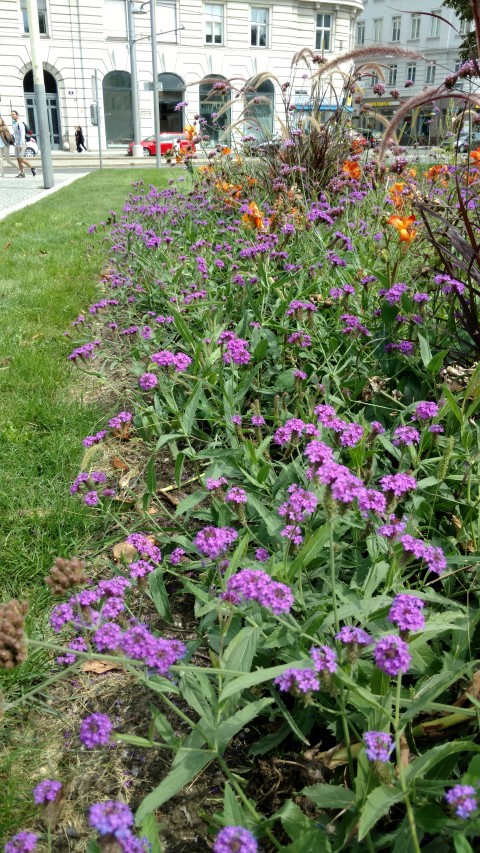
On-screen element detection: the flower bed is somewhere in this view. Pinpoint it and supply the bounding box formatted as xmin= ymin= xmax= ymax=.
xmin=4 ymin=134 xmax=480 ymax=851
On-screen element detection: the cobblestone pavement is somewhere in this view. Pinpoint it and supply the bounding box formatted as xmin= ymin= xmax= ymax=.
xmin=0 ymin=169 xmax=89 ymax=221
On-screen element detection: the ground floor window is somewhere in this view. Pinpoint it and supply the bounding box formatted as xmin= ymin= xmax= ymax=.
xmin=158 ymin=73 xmax=185 ymax=133
xmin=244 ymin=79 xmax=274 ymax=139
xmin=199 ymin=77 xmax=231 ymax=144
xmin=103 ymin=70 xmax=133 ymax=147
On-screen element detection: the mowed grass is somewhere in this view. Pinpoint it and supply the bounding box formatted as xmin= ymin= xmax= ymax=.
xmin=0 ymin=168 xmax=171 ymax=840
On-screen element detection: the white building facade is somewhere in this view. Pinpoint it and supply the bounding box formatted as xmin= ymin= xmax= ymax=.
xmin=354 ymin=0 xmax=476 ymax=144
xmin=0 ymin=0 xmax=363 ymax=151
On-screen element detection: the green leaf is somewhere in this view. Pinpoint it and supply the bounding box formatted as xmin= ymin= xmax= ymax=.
xmin=245 ymin=492 xmax=280 ymax=536
xmin=219 ymin=660 xmax=305 ymax=702
xmin=302 ymin=783 xmax=355 ymax=810
xmin=139 ymin=813 xmax=164 ymax=853
xmin=454 ymin=834 xmax=475 ymax=853
xmin=135 ymin=749 xmax=214 ymax=822
xmin=462 ymin=361 xmax=480 ymax=413
xmin=401 ymin=665 xmax=468 ymax=723
xmin=417 ymin=333 xmax=432 ymax=369
xmin=463 ymin=754 xmax=480 ymax=786
xmin=290 ymin=524 xmax=329 ymax=574
xmin=217 ymin=698 xmax=273 ymax=751
xmin=149 ymin=569 xmax=172 ymax=622
xmin=426 ymin=349 xmax=448 ymax=376
xmin=174 ymin=451 xmax=185 ymax=489
xmin=146 ymin=455 xmax=157 ymax=494
xmin=253 ymin=338 xmax=269 ymax=363
xmin=175 ymin=491 xmax=205 ymax=517
xmin=116 ymin=733 xmax=158 ymax=748
xmin=151 ymin=706 xmax=181 ymax=748
xmin=181 ymin=381 xmax=203 ymax=436
xmin=442 ymin=386 xmax=463 ymax=424
xmin=221 ymin=627 xmax=259 ymax=675
xmin=223 ymin=782 xmax=246 ymax=826
xmin=358 ymin=784 xmax=404 ymax=840
xmin=406 ymin=741 xmax=480 ymax=784
xmin=170 ymin=306 xmax=195 ymax=347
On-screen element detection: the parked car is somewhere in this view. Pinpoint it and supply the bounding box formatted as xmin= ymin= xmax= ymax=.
xmin=441 ymin=132 xmax=480 ymax=153
xmin=126 ymin=134 xmax=192 ymax=157
xmin=9 ymin=136 xmax=38 ymax=158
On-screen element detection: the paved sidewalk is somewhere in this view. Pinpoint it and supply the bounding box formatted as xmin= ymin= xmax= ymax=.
xmin=0 ymin=170 xmax=89 ymax=222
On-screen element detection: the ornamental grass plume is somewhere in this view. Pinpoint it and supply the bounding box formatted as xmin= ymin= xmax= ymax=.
xmin=46 ymin=557 xmax=87 ymax=595
xmin=0 ymin=599 xmax=28 ymax=669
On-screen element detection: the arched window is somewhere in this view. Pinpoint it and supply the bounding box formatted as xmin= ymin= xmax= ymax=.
xmin=244 ymin=79 xmax=274 ymax=139
xmin=158 ymin=73 xmax=185 ymax=133
xmin=199 ymin=76 xmax=231 ymax=145
xmin=103 ymin=71 xmax=133 ymax=147
xmin=23 ymin=69 xmax=61 ymax=148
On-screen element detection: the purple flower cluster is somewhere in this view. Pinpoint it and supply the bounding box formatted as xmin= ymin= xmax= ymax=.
xmin=364 ymin=731 xmax=395 ymax=762
xmin=139 ymin=372 xmax=158 ymax=390
xmin=379 ymin=473 xmax=417 ymax=498
xmin=287 ymin=330 xmax=312 ymax=347
xmin=388 ymin=594 xmax=425 ymax=633
xmin=219 ymin=331 xmax=251 ymax=365
xmin=195 ymin=525 xmax=238 ymax=560
xmin=225 ymin=487 xmax=248 ymax=505
xmin=274 ymin=418 xmax=318 ymax=446
xmin=336 ymin=626 xmax=372 ymax=646
xmin=213 ymin=826 xmax=258 ymax=853
xmin=393 ymin=426 xmax=420 ymax=447
xmin=445 ymin=784 xmax=478 ymax=819
xmin=274 ymin=667 xmax=320 ymax=694
xmin=223 ymin=569 xmax=294 ymax=614
xmin=33 ymin=779 xmax=62 ymax=805
xmin=109 ymin=411 xmax=132 ymax=430
xmin=5 ymin=833 xmax=38 ymax=852
xmin=310 ymin=645 xmax=337 ymax=673
xmin=82 ymin=430 xmax=107 ymax=447
xmin=340 ymin=314 xmax=370 ymax=337
xmin=373 ymin=634 xmax=411 ymax=676
xmin=434 ymin=274 xmax=465 ymax=296
xmin=79 ymin=713 xmax=113 ymax=748
xmin=286 ymin=299 xmax=317 ymax=317
xmin=89 ymin=800 xmax=134 ymax=835
xmin=67 ymin=340 xmax=101 ymax=361
xmin=412 ymin=401 xmax=440 ymax=421
xmin=399 ymin=534 xmax=447 ymax=575
xmin=150 ymin=350 xmax=192 ymax=372
xmin=125 ymin=533 xmax=162 ymax=564
xmin=278 ymin=484 xmax=317 ymax=522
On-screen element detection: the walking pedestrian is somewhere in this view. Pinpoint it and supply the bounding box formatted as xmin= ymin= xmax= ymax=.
xmin=11 ymin=110 xmax=36 ymax=178
xmin=0 ymin=117 xmax=17 ymax=177
xmin=75 ymin=126 xmax=87 ymax=152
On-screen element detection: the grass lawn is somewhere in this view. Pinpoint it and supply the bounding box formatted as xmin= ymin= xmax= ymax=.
xmin=0 ymin=168 xmax=171 ymax=839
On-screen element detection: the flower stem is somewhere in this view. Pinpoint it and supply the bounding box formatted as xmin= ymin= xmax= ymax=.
xmin=395 ymin=676 xmax=421 ymax=853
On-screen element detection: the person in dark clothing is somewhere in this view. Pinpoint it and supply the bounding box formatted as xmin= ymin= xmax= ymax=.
xmin=75 ymin=126 xmax=87 ymax=152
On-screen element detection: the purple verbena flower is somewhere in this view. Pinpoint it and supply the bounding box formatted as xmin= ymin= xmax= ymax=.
xmin=274 ymin=668 xmax=320 ymax=694
xmin=213 ymin=826 xmax=258 ymax=853
xmin=393 ymin=426 xmax=421 ymax=447
xmin=388 ymin=594 xmax=425 ymax=632
xmin=79 ymin=713 xmax=113 ymax=748
xmin=310 ymin=645 xmax=337 ymax=673
xmin=364 ymin=731 xmax=395 ymax=762
xmin=373 ymin=634 xmax=411 ymax=676
xmin=445 ymin=784 xmax=478 ymax=819
xmin=5 ymin=832 xmax=38 ymax=852
xmin=336 ymin=626 xmax=372 ymax=646
xmin=195 ymin=526 xmax=238 ymax=560
xmin=88 ymin=800 xmax=134 ymax=835
xmin=33 ymin=779 xmax=62 ymax=805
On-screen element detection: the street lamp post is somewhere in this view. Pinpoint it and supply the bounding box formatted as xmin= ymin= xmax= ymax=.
xmin=26 ymin=0 xmax=54 ymax=187
xmin=127 ymin=0 xmax=143 ymax=157
xmin=149 ymin=0 xmax=161 ymax=168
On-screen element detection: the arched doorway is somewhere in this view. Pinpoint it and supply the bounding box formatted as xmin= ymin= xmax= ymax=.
xmin=199 ymin=76 xmax=231 ymax=145
xmin=103 ymin=71 xmax=133 ymax=147
xmin=244 ymin=79 xmax=275 ymax=139
xmin=158 ymin=73 xmax=185 ymax=133
xmin=23 ymin=69 xmax=61 ymax=148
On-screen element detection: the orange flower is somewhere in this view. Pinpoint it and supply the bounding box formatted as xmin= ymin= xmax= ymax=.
xmin=221 ymin=146 xmax=231 ymax=155
xmin=342 ymin=160 xmax=361 ymax=180
xmin=388 ymin=181 xmax=408 ymax=208
xmin=407 ymin=168 xmax=417 ymax=178
xmin=199 ymin=164 xmax=214 ymax=174
xmin=426 ymin=165 xmax=449 ymax=181
xmin=242 ymin=201 xmax=264 ymax=230
xmin=470 ymin=147 xmax=480 ymax=162
xmin=184 ymin=125 xmax=196 ymax=141
xmin=387 ymin=213 xmax=417 ymax=243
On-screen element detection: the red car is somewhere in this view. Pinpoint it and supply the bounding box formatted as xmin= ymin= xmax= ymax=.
xmin=127 ymin=133 xmax=193 ymax=157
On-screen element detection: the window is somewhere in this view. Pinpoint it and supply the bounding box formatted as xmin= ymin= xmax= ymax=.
xmin=205 ymin=4 xmax=224 ymax=45
xmin=157 ymin=1 xmax=178 ymax=43
xmin=374 ymin=18 xmax=382 ymax=43
xmin=410 ymin=14 xmax=420 ymax=39
xmin=406 ymin=63 xmax=417 ymax=84
xmin=103 ymin=0 xmax=127 ymax=39
xmin=388 ymin=65 xmax=397 ymax=87
xmin=392 ymin=16 xmax=401 ymax=42
xmin=370 ymin=73 xmax=379 ymax=88
xmin=356 ymin=21 xmax=365 ymax=45
xmin=459 ymin=19 xmax=473 ymax=34
xmin=251 ymin=8 xmax=268 ymax=47
xmin=431 ymin=11 xmax=440 ymax=37
xmin=20 ymin=0 xmax=48 ymax=35
xmin=426 ymin=61 xmax=436 ymax=84
xmin=315 ymin=14 xmax=332 ymax=51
